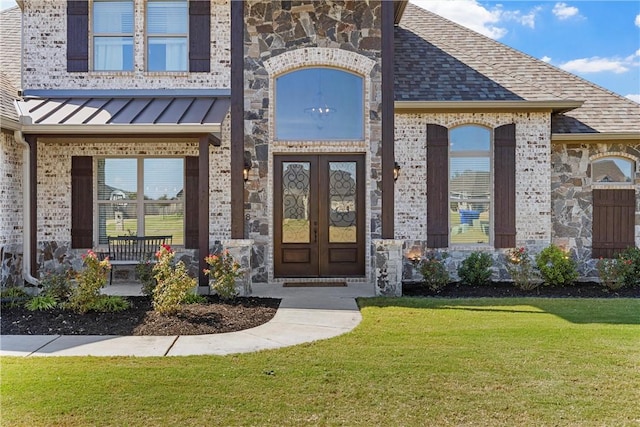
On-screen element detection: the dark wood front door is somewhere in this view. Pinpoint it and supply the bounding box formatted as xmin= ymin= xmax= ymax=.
xmin=274 ymin=155 xmax=365 ymax=278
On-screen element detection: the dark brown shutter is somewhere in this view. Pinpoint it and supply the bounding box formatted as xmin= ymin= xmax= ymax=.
xmin=71 ymin=156 xmax=93 ymax=248
xmin=494 ymin=123 xmax=516 ymax=248
xmin=427 ymin=124 xmax=449 ymax=248
xmin=184 ymin=156 xmax=199 ymax=249
xmin=67 ymin=1 xmax=89 ymax=72
xmin=592 ymin=189 xmax=636 ymax=258
xmin=189 ymin=0 xmax=211 ymax=72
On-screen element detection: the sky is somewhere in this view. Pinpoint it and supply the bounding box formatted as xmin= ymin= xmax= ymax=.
xmin=410 ymin=0 xmax=640 ymax=103
xmin=2 ymin=0 xmax=638 ymax=102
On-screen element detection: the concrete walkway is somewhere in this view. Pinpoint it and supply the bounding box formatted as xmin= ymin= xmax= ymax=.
xmin=1 ymin=283 xmax=374 ymax=357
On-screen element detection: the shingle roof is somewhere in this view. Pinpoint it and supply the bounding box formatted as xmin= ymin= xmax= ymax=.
xmin=0 ymin=6 xmax=22 ymax=91
xmin=396 ymin=3 xmax=640 ymax=134
xmin=0 ymin=72 xmax=19 ymax=125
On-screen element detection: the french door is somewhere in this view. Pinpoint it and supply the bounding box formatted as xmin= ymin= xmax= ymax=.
xmin=274 ymin=155 xmax=365 ymax=277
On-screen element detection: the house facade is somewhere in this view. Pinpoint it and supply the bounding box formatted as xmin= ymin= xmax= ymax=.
xmin=1 ymin=1 xmax=639 ymax=294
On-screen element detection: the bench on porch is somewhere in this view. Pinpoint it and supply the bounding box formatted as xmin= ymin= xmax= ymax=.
xmin=107 ymin=235 xmax=172 ymax=284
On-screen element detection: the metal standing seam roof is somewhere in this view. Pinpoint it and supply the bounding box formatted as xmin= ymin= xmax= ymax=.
xmin=15 ymin=92 xmax=231 ymax=134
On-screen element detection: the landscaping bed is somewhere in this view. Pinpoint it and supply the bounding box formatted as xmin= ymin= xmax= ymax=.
xmin=1 ymin=295 xmax=280 ymax=336
xmin=403 ymin=281 xmax=640 ymax=298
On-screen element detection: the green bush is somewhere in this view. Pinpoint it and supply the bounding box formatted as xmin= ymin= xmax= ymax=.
xmin=90 ymin=295 xmax=131 ymax=312
xmin=1 ymin=287 xmax=30 ymax=308
xmin=617 ymin=247 xmax=640 ymax=288
xmin=458 ymin=251 xmax=493 ymax=286
xmin=181 ymin=293 xmax=207 ymax=304
xmin=535 ymin=244 xmax=578 ymax=286
xmin=504 ymin=247 xmax=539 ymax=291
xmin=153 ymin=244 xmax=197 ymax=315
xmin=204 ymin=250 xmax=243 ymax=300
xmin=418 ymin=251 xmax=450 ymax=292
xmin=136 ymin=261 xmax=157 ymax=297
xmin=67 ymin=250 xmax=111 ymax=313
xmin=25 ymin=295 xmax=58 ymax=311
xmin=596 ymin=258 xmax=626 ymax=290
xmin=40 ymin=269 xmax=74 ymax=301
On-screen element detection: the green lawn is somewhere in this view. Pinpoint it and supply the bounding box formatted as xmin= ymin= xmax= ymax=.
xmin=2 ymin=298 xmax=639 ymax=426
xmin=106 ymin=214 xmax=184 ymax=245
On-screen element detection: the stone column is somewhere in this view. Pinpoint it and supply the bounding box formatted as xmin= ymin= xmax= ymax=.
xmin=373 ymin=239 xmax=404 ymax=296
xmin=221 ymin=239 xmax=253 ymax=296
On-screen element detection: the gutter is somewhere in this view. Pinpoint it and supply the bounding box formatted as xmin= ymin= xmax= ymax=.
xmin=14 ymin=130 xmax=39 ymax=286
xmin=394 ymin=100 xmax=584 ymax=114
xmin=552 ymin=132 xmax=640 ymax=142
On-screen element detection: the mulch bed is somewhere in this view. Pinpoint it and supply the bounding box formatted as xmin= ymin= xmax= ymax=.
xmin=1 ymin=296 xmax=280 ymax=336
xmin=403 ymin=281 xmax=640 ymax=298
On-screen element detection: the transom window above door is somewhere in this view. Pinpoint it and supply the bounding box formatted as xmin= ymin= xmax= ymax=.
xmin=275 ymin=68 xmax=364 ymax=141
xmin=591 ymin=157 xmax=634 ymax=184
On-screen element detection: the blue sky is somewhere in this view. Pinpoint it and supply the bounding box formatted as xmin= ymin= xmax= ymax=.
xmin=411 ymin=0 xmax=640 ymax=102
xmin=2 ymin=0 xmax=638 ymax=102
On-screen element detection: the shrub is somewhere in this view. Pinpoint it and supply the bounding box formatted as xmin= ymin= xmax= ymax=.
xmin=25 ymin=295 xmax=58 ymax=311
xmin=91 ymin=295 xmax=131 ymax=312
xmin=181 ymin=293 xmax=207 ymax=304
xmin=136 ymin=261 xmax=157 ymax=297
xmin=152 ymin=244 xmax=197 ymax=315
xmin=1 ymin=287 xmax=30 ymax=308
xmin=596 ymin=258 xmax=625 ymax=290
xmin=458 ymin=251 xmax=493 ymax=286
xmin=204 ymin=250 xmax=243 ymax=300
xmin=535 ymin=244 xmax=578 ymax=286
xmin=617 ymin=247 xmax=640 ymax=288
xmin=418 ymin=250 xmax=450 ymax=292
xmin=504 ymin=247 xmax=539 ymax=291
xmin=67 ymin=250 xmax=111 ymax=313
xmin=40 ymin=269 xmax=74 ymax=301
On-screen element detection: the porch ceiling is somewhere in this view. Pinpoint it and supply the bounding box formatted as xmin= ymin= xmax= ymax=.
xmin=15 ymin=90 xmax=231 ymax=137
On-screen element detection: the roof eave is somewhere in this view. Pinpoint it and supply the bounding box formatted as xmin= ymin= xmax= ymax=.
xmin=394 ymin=0 xmax=409 ymax=24
xmin=394 ymin=100 xmax=584 ymax=113
xmin=552 ymin=132 xmax=640 ymax=142
xmin=0 ymin=116 xmax=21 ymax=131
xmin=19 ymin=124 xmax=223 ymax=137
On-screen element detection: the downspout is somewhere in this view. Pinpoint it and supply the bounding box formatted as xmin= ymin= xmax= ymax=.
xmin=14 ymin=130 xmax=39 ymax=286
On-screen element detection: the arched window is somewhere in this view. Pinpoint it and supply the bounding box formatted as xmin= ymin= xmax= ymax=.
xmin=592 ymin=157 xmax=634 ymax=183
xmin=449 ymin=125 xmax=492 ymax=244
xmin=275 ymin=68 xmax=364 ymax=141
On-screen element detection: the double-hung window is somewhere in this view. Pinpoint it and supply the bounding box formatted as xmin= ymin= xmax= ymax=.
xmin=96 ymin=158 xmax=185 ymax=245
xmin=93 ymin=0 xmax=134 ymax=71
xmin=449 ymin=125 xmax=492 ymax=244
xmin=146 ymin=0 xmax=188 ymax=71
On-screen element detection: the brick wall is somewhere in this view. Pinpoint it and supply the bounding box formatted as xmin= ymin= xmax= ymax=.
xmin=0 ymin=130 xmax=24 ymax=286
xmin=22 ymin=0 xmax=231 ymax=90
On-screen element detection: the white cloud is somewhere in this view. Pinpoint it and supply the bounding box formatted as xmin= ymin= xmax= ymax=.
xmin=553 ymin=2 xmax=580 ymax=20
xmin=541 ymin=56 xmax=552 ymax=63
xmin=559 ymin=56 xmax=635 ymax=74
xmin=410 ymin=0 xmax=508 ymax=39
xmin=625 ymin=94 xmax=640 ymax=104
xmin=635 ymin=14 xmax=640 ymax=27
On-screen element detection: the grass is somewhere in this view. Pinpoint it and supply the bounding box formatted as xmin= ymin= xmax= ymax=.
xmin=2 ymin=298 xmax=639 ymax=426
xmin=106 ymin=214 xmax=184 ymax=245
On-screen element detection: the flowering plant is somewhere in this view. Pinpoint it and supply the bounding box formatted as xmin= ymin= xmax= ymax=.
xmin=596 ymin=257 xmax=625 ymax=290
xmin=68 ymin=250 xmax=111 ymax=313
xmin=505 ymin=247 xmax=538 ymax=291
xmin=152 ymin=244 xmax=196 ymax=315
xmin=204 ymin=250 xmax=242 ymax=300
xmin=418 ymin=250 xmax=450 ymax=292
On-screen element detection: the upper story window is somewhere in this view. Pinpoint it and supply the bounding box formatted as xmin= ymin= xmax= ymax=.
xmin=146 ymin=0 xmax=188 ymax=71
xmin=93 ymin=0 xmax=134 ymax=71
xmin=449 ymin=125 xmax=492 ymax=245
xmin=592 ymin=157 xmax=634 ymax=184
xmin=275 ymin=68 xmax=364 ymax=141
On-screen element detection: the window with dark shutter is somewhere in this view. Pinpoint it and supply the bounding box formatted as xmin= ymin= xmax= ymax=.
xmin=493 ymin=123 xmax=516 ymax=248
xmin=427 ymin=124 xmax=449 ymax=248
xmin=184 ymin=156 xmax=199 ymax=249
xmin=189 ymin=0 xmax=211 ymax=72
xmin=592 ymin=189 xmax=636 ymax=258
xmin=71 ymin=156 xmax=93 ymax=248
xmin=67 ymin=1 xmax=89 ymax=72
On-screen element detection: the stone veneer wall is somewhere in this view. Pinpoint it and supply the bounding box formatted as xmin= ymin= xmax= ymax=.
xmin=21 ymin=0 xmax=230 ymax=90
xmin=551 ymin=141 xmax=640 ymax=278
xmin=394 ymin=112 xmax=553 ymax=282
xmin=0 ymin=130 xmax=24 ymax=286
xmin=243 ymin=1 xmax=383 ymax=283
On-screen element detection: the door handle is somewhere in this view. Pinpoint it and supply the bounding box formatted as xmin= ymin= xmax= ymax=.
xmin=313 ymin=221 xmax=318 ymax=243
